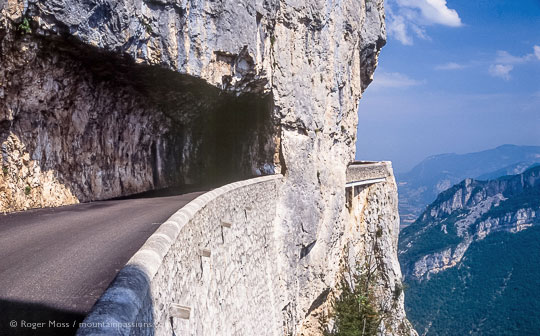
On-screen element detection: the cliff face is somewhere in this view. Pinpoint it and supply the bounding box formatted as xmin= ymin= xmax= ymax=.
xmin=301 ymin=164 xmax=416 ymax=335
xmin=399 ymin=166 xmax=540 ymax=281
xmin=1 ymin=0 xmax=384 ymax=210
xmin=0 ymin=1 xmax=416 ymax=334
xmin=1 ymin=0 xmax=280 ymax=211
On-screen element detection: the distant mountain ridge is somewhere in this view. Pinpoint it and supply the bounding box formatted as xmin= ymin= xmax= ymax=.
xmin=398 ymin=166 xmax=540 ymax=335
xmin=399 ymin=165 xmax=540 ymax=281
xmin=397 ymin=144 xmax=540 ymax=225
xmin=476 ymin=161 xmax=540 ymax=181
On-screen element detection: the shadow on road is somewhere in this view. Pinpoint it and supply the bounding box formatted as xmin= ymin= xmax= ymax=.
xmin=0 ymin=299 xmax=84 ymax=336
xmin=110 ymin=184 xmax=209 ymax=200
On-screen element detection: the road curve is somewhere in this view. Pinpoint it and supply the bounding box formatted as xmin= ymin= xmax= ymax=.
xmin=0 ymin=190 xmax=205 ymax=336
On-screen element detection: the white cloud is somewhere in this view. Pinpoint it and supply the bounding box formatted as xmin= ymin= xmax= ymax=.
xmin=495 ymin=50 xmax=534 ymax=64
xmin=372 ymin=72 xmax=424 ymax=88
xmin=435 ymin=62 xmax=466 ymax=70
xmin=388 ymin=14 xmax=413 ymax=45
xmin=489 ymin=46 xmax=540 ymax=80
xmin=386 ymin=0 xmax=463 ymax=45
xmin=489 ymin=64 xmax=513 ymax=80
xmin=397 ymin=0 xmax=463 ymax=27
xmin=410 ymin=24 xmax=430 ymax=41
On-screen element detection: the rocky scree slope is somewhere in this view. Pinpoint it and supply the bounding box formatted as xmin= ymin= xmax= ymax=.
xmin=399 ymin=165 xmax=540 ymax=281
xmin=1 ymin=0 xmax=416 ymax=335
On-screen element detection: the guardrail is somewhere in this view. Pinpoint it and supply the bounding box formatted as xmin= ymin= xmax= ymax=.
xmin=345 ymin=161 xmax=391 ymax=187
xmin=77 ymin=174 xmax=283 ymax=336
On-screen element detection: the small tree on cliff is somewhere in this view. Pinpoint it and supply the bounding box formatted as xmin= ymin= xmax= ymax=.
xmin=323 ymin=266 xmax=382 ymax=336
xmin=320 ymin=249 xmax=383 ymax=336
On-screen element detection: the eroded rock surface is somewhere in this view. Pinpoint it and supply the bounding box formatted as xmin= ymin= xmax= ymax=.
xmin=0 ymin=1 xmax=276 ymax=211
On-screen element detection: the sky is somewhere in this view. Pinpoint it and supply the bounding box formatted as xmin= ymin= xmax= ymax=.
xmin=356 ymin=0 xmax=540 ymax=173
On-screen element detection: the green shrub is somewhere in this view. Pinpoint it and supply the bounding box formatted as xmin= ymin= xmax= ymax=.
xmin=18 ymin=17 xmax=32 ymax=34
xmin=24 ymin=185 xmax=31 ymax=195
xmin=137 ymin=16 xmax=152 ymax=34
xmin=321 ymin=265 xmax=382 ymax=336
xmin=393 ymin=283 xmax=403 ymax=302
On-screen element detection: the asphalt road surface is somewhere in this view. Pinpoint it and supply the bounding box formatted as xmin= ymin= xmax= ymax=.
xmin=0 ymin=189 xmax=205 ymax=336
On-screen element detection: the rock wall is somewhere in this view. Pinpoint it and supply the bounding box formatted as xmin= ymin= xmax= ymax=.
xmin=1 ymin=0 xmax=385 ymax=209
xmin=0 ymin=2 xmax=276 ymax=212
xmin=1 ymin=0 xmax=417 ymax=334
xmin=0 ymin=30 xmax=184 ymax=210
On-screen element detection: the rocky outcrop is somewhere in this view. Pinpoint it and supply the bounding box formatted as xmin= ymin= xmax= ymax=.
xmin=400 ymin=166 xmax=540 ymax=281
xmin=0 ymin=1 xmax=418 ymax=335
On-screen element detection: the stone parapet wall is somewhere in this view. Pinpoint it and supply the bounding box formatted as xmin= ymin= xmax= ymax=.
xmin=77 ymin=175 xmax=283 ymax=336
xmin=346 ymin=161 xmax=393 ymax=184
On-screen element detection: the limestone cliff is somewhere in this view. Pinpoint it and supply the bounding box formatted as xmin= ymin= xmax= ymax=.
xmin=1 ymin=0 xmax=415 ymax=334
xmin=299 ymin=163 xmax=417 ymax=335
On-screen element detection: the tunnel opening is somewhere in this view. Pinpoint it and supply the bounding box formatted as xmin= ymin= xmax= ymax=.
xmin=0 ymin=29 xmax=277 ymax=212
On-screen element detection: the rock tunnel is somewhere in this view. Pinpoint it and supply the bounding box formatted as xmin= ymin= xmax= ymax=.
xmin=0 ymin=30 xmax=278 ymax=212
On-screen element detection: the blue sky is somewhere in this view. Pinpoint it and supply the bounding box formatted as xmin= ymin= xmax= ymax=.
xmin=356 ymin=0 xmax=540 ymax=173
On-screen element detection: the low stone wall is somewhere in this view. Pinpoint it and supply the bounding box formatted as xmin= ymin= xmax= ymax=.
xmin=346 ymin=161 xmax=392 ymax=184
xmin=77 ymin=175 xmax=283 ymax=336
